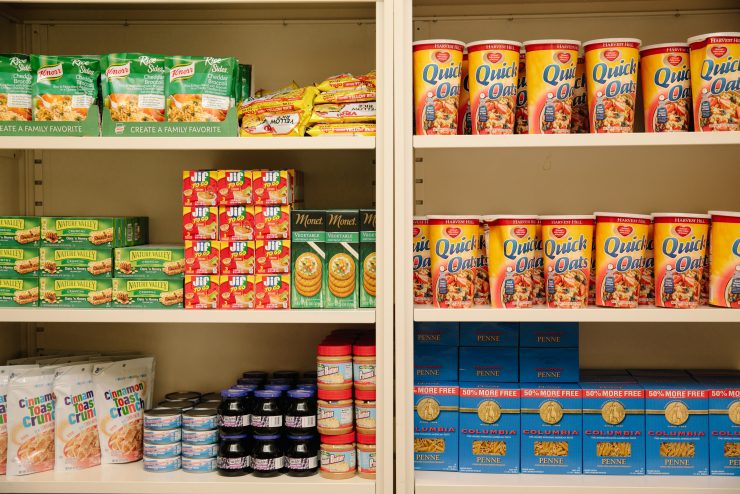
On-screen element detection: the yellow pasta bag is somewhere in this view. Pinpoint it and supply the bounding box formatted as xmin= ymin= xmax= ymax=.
xmin=316 ymin=70 xmax=376 ymax=92
xmin=314 ymin=88 xmax=375 ymax=105
xmin=309 ymin=102 xmax=376 ymax=124
xmin=239 ymin=85 xmax=318 ymax=137
xmin=253 ymin=81 xmax=298 ymax=99
xmin=306 ymin=123 xmax=376 ymax=136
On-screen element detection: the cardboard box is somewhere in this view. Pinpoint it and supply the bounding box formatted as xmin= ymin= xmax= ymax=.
xmin=217 ymin=170 xmax=252 ymax=206
xmin=183 ymin=169 xmax=219 ymax=206
xmin=184 ymin=240 xmax=221 ymax=275
xmin=520 ymin=348 xmax=580 ymax=383
xmin=460 ymin=322 xmax=519 ymax=347
xmin=112 ymin=278 xmax=183 ymax=309
xmin=414 ymin=383 xmax=459 ymax=471
xmin=414 ymin=322 xmax=459 ymax=346
xmin=580 ymin=369 xmax=636 ymax=383
xmin=324 ymin=210 xmax=359 ymax=309
xmin=290 ymin=210 xmax=325 ymax=309
xmin=0 ymin=216 xmax=40 ymax=246
xmin=520 ymin=322 xmax=579 ymax=347
xmin=0 ymin=278 xmax=38 ymax=306
xmin=218 ymin=205 xmax=255 ymax=241
xmin=359 ymin=209 xmax=376 ymax=308
xmin=581 ymin=382 xmax=645 ymax=475
xmin=184 ymin=275 xmax=219 ymax=309
xmin=252 ymin=170 xmax=291 ymax=205
xmin=115 ymin=244 xmax=184 ymax=279
xmin=414 ymin=345 xmax=457 ymax=383
xmin=0 ymin=247 xmax=39 ymax=278
xmin=459 ymin=347 xmax=518 ymax=383
xmin=459 ymin=383 xmax=520 ymax=473
xmin=255 ymin=240 xmax=290 ymax=274
xmin=520 ymin=384 xmax=583 ymax=474
xmin=123 ymin=217 xmax=149 ymax=246
xmin=39 ymin=277 xmax=112 ymax=308
xmin=41 ymin=217 xmax=142 ymax=247
xmin=219 ymin=241 xmax=255 ymax=275
xmin=39 ymin=247 xmax=112 ymax=278
xmin=254 ymin=206 xmax=290 ymax=240
xmin=695 ymin=377 xmax=740 ymax=476
xmin=219 ymin=274 xmax=255 ymax=309
xmin=254 ymin=274 xmax=290 ymax=310
xmin=183 ymin=207 xmax=218 ymax=241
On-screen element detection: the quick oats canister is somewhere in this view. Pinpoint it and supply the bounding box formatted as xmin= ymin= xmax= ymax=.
xmin=639 ymin=217 xmax=656 ymax=305
xmin=458 ymin=49 xmax=472 ymax=135
xmin=413 ymin=39 xmax=465 ymax=135
xmin=584 ymin=38 xmax=641 ymax=133
xmin=571 ymin=54 xmax=589 ymax=133
xmin=639 ymin=43 xmax=692 ymax=132
xmin=413 ymin=216 xmax=432 ymax=305
xmin=524 ymin=39 xmax=580 ymax=134
xmin=467 ymin=40 xmax=522 ymax=135
xmin=484 ymin=215 xmax=538 ymax=308
xmin=593 ymin=212 xmax=652 ymax=308
xmin=540 ymin=215 xmax=594 ymax=309
xmin=688 ymin=32 xmax=740 ymax=132
xmin=428 ymin=215 xmax=479 ymax=308
xmin=532 ymin=219 xmax=545 ymax=305
xmin=515 ymin=48 xmax=528 ymax=134
xmin=708 ymin=211 xmax=740 ymax=308
xmin=653 ymin=213 xmax=710 ymax=309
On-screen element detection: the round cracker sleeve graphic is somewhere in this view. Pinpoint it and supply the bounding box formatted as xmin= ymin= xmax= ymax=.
xmin=329 ymin=253 xmax=356 ymax=298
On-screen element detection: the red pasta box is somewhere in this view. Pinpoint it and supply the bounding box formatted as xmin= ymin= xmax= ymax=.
xmin=219 ymin=274 xmax=255 ymax=309
xmin=253 ymin=170 xmax=291 ymax=205
xmin=184 ymin=240 xmax=220 ymax=275
xmin=183 ymin=207 xmax=218 ymax=241
xmin=255 ymin=240 xmax=291 ymax=274
xmin=218 ymin=206 xmax=255 ymax=241
xmin=254 ymin=206 xmax=290 ymax=240
xmin=220 ymin=241 xmax=255 ymax=275
xmin=218 ymin=170 xmax=252 ymax=206
xmin=184 ymin=275 xmax=220 ymax=309
xmin=254 ymin=274 xmax=290 ymax=310
xmin=183 ymin=170 xmax=219 ymax=206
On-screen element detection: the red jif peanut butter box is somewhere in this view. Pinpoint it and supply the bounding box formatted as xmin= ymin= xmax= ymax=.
xmin=220 ymin=241 xmax=255 ymax=275
xmin=255 ymin=240 xmax=291 ymax=274
xmin=219 ymin=274 xmax=255 ymax=309
xmin=254 ymin=206 xmax=290 ymax=240
xmin=218 ymin=206 xmax=255 ymax=241
xmin=183 ymin=170 xmax=219 ymax=206
xmin=252 ymin=170 xmax=291 ymax=205
xmin=184 ymin=275 xmax=220 ymax=309
xmin=254 ymin=274 xmax=290 ymax=309
xmin=183 ymin=207 xmax=218 ymax=241
xmin=218 ymin=170 xmax=252 ymax=206
xmin=184 ymin=240 xmax=220 ymax=275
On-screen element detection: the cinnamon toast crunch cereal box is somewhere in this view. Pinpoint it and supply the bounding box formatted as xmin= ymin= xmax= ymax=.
xmin=218 ymin=206 xmax=254 ymax=241
xmin=708 ymin=211 xmax=740 ymax=308
xmin=413 ymin=40 xmax=465 ymax=135
xmin=428 ymin=216 xmax=479 ymax=309
xmin=220 ymin=241 xmax=255 ymax=276
xmin=183 ymin=170 xmax=218 ymax=206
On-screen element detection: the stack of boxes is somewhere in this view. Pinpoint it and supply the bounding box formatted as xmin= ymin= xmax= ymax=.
xmin=113 ymin=245 xmax=185 ymax=308
xmin=0 ymin=216 xmax=41 ymax=307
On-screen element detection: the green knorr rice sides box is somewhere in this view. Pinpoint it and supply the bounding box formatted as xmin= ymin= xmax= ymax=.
xmin=41 ymin=217 xmax=147 ymax=247
xmin=291 ymin=210 xmax=325 ymax=309
xmin=0 ymin=216 xmax=40 ymax=246
xmin=0 ymin=247 xmax=39 ymax=277
xmin=359 ymin=209 xmax=376 ymax=308
xmin=40 ymin=277 xmax=112 ymax=308
xmin=324 ymin=210 xmax=359 ymax=309
xmin=31 ymin=55 xmax=100 ymax=122
xmin=112 ymin=278 xmax=184 ymax=309
xmin=101 ymin=53 xmax=166 ymax=122
xmin=0 ymin=54 xmax=33 ymax=121
xmin=39 ymin=247 xmax=112 ymax=278
xmin=115 ymin=244 xmax=185 ymax=278
xmin=165 ymin=56 xmax=237 ymax=122
xmin=0 ymin=277 xmax=38 ymax=307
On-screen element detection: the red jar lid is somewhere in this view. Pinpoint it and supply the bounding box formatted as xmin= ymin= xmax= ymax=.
xmin=318 ymin=388 xmax=353 ymax=400
xmin=354 ymin=388 xmax=376 ymax=401
xmin=321 ymin=431 xmax=355 ymax=444
xmin=317 ymin=343 xmax=352 ymax=356
xmin=353 ymin=343 xmax=376 ymax=356
xmin=356 ymin=432 xmax=376 ymax=445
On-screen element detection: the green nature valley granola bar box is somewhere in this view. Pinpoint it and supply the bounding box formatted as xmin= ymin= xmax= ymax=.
xmin=324 ymin=210 xmax=359 ymax=309
xmin=40 ymin=247 xmax=112 ymax=278
xmin=360 ymin=209 xmax=376 ymax=308
xmin=0 ymin=216 xmax=40 ymax=246
xmin=41 ymin=217 xmax=147 ymax=247
xmin=0 ymin=247 xmax=39 ymax=277
xmin=0 ymin=277 xmax=38 ymax=306
xmin=115 ymin=244 xmax=185 ymax=279
xmin=291 ymin=210 xmax=325 ymax=309
xmin=112 ymin=278 xmax=183 ymax=309
xmin=39 ymin=277 xmax=112 ymax=308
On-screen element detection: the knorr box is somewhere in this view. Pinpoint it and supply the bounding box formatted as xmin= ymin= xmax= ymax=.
xmin=360 ymin=209 xmax=376 ymax=308
xmin=39 ymin=277 xmax=112 ymax=308
xmin=324 ymin=210 xmax=359 ymax=309
xmin=101 ymin=53 xmax=166 ymax=122
xmin=0 ymin=246 xmax=39 ymax=277
xmin=184 ymin=275 xmax=219 ymax=309
xmin=219 ymin=274 xmax=255 ymax=309
xmin=219 ymin=241 xmax=254 ymax=275
xmin=165 ymin=56 xmax=236 ymax=123
xmin=291 ymin=210 xmax=325 ymax=309
xmin=185 ymin=240 xmax=221 ymax=275
xmin=112 ymin=278 xmax=183 ymax=308
xmin=0 ymin=54 xmax=33 ymax=121
xmin=0 ymin=216 xmax=40 ymax=246
xmin=115 ymin=244 xmax=184 ymax=278
xmin=40 ymin=247 xmax=113 ymax=278
xmin=0 ymin=277 xmax=38 ymax=306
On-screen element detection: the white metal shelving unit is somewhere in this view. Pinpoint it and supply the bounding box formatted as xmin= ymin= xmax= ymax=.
xmin=0 ymin=0 xmax=394 ymax=493
xmin=395 ymin=1 xmax=740 ymax=493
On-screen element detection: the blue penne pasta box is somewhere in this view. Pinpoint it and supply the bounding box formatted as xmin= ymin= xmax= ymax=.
xmin=519 ymin=347 xmax=579 ymax=383
xmin=642 ymin=382 xmax=709 ymax=476
xmin=414 ymin=383 xmax=459 ymax=471
xmin=581 ymin=382 xmax=645 ymax=475
xmin=519 ymin=322 xmax=578 ymax=348
xmin=414 ymin=345 xmax=457 ymax=383
xmin=699 ymin=379 xmax=739 ymax=476
xmin=459 ymin=322 xmax=519 ymax=347
xmin=459 ymin=383 xmax=520 ymax=473
xmin=459 ymin=346 xmax=518 ymax=383
xmin=414 ymin=321 xmax=459 ymax=346
xmin=520 ymin=384 xmax=582 ymax=474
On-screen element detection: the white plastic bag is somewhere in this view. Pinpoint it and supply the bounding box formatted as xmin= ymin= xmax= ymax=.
xmin=53 ymin=364 xmax=100 ymax=471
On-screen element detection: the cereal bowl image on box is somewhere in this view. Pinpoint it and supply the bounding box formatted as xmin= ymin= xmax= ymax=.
xmin=640 ymin=43 xmax=692 ymax=132
xmin=413 ymin=40 xmax=465 ymax=135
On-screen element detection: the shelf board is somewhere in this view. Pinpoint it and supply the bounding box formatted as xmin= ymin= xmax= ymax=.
xmin=0 ymin=136 xmax=375 ymax=151
xmin=415 ymin=471 xmax=740 ymax=494
xmin=0 ymin=462 xmax=375 ymax=494
xmin=413 ymin=133 xmax=740 ymax=149
xmin=414 ymin=305 xmax=740 ymax=323
xmin=0 ymin=308 xmax=375 ymax=324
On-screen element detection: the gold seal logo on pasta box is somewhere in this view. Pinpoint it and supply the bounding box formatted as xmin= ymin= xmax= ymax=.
xmin=219 ymin=274 xmax=255 ymax=309
xmin=218 ymin=206 xmax=254 ymax=241
xmin=220 ymin=241 xmax=255 ymax=275
xmin=184 ymin=274 xmax=219 ymax=309
xmin=428 ymin=215 xmax=479 ymax=309
xmin=255 ymin=274 xmax=290 ymax=310
xmin=708 ymin=211 xmax=740 ymax=308
xmin=183 ymin=207 xmax=218 ymax=241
